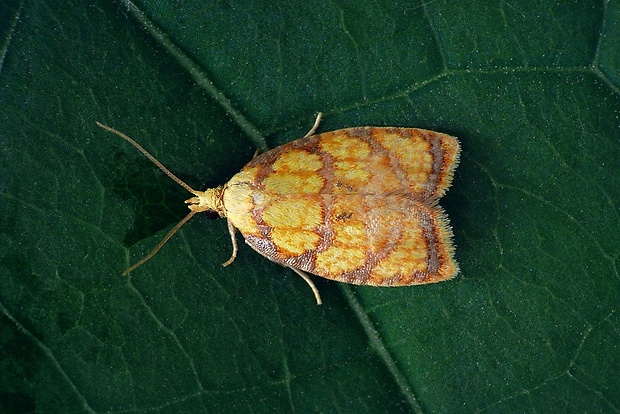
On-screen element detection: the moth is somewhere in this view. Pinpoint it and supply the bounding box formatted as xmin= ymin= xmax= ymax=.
xmin=97 ymin=113 xmax=460 ymax=304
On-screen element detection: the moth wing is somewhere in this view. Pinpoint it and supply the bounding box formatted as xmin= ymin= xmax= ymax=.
xmin=245 ymin=127 xmax=460 ymax=201
xmin=238 ymin=193 xmax=457 ymax=286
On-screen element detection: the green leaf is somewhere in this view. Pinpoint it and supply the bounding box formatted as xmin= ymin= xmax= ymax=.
xmin=1 ymin=0 xmax=619 ymax=412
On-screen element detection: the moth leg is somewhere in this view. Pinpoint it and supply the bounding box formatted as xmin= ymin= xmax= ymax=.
xmin=303 ymin=112 xmax=323 ymax=138
xmin=289 ymin=267 xmax=322 ymax=305
xmin=222 ymin=220 xmax=238 ymax=267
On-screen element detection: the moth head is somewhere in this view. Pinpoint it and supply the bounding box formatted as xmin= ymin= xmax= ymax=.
xmin=186 ymin=187 xmax=226 ymax=217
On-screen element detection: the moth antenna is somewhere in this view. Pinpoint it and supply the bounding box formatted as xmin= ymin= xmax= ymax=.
xmin=121 ymin=211 xmax=197 ymax=276
xmin=96 ymin=122 xmax=198 ymax=195
xmin=96 ymin=122 xmax=200 ymax=275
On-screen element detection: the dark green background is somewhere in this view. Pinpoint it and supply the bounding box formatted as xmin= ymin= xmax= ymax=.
xmin=1 ymin=0 xmax=619 ymax=412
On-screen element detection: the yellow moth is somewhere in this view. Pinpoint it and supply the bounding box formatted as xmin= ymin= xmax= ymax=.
xmin=97 ymin=113 xmax=460 ymax=304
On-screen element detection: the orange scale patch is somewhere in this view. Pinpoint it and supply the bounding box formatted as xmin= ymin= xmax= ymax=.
xmin=331 ymin=218 xmax=366 ymax=247
xmin=262 ymin=171 xmax=325 ymax=194
xmin=261 ymin=198 xmax=323 ymax=229
xmin=375 ymin=131 xmax=435 ymax=190
xmin=314 ymin=245 xmax=367 ymax=276
xmin=261 ymin=148 xmax=327 ymax=194
xmin=259 ymin=196 xmax=324 ymax=257
xmin=270 ymin=228 xmax=321 ymax=256
xmin=333 ymin=160 xmax=371 ymax=186
xmin=319 ymin=132 xmax=371 ymax=160
xmin=370 ymin=227 xmax=429 ymax=284
xmin=271 ymin=149 xmax=323 ymax=172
